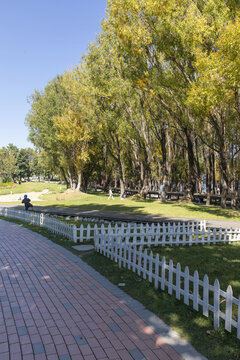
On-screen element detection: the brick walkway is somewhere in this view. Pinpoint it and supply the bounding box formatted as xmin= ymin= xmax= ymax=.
xmin=0 ymin=220 xmax=206 ymax=360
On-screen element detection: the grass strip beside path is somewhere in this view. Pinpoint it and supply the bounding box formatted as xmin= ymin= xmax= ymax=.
xmin=0 ymin=216 xmax=240 ymax=359
xmin=2 ymin=184 xmax=240 ymax=221
xmin=0 ymin=182 xmax=65 ymax=196
xmin=34 ymin=191 xmax=240 ymax=222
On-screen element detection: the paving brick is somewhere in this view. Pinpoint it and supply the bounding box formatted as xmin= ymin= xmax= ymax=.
xmin=92 ymin=346 xmax=107 ymax=358
xmin=117 ymin=349 xmax=135 ymax=360
xmin=0 ymin=353 xmax=9 ymax=360
xmin=56 ymin=343 xmax=68 ymax=355
xmin=129 ymin=348 xmax=145 ymax=360
xmin=33 ymin=342 xmax=45 ymax=355
xmin=45 ymin=355 xmax=59 ymax=360
xmin=107 ymin=322 xmax=121 ymax=332
xmin=11 ymin=353 xmax=24 ymax=360
xmin=153 ymin=348 xmax=171 ymax=360
xmin=104 ymin=347 xmax=119 ymax=359
xmin=0 ymin=220 xmax=198 ymax=360
xmin=79 ymin=344 xmax=93 ymax=356
xmin=74 ymin=335 xmax=87 ymax=346
xmin=44 ymin=343 xmax=56 ymax=355
xmin=21 ymin=343 xmax=33 ymax=355
xmin=0 ymin=343 xmax=9 ymax=354
xmin=114 ymin=308 xmax=127 ymax=317
xmin=59 ymin=355 xmax=71 ymax=360
xmin=67 ymin=344 xmax=81 ymax=355
xmin=17 ymin=326 xmax=28 ymax=336
xmin=9 ymin=343 xmax=21 ymax=354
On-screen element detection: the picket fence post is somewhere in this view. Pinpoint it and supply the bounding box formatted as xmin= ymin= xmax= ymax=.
xmin=214 ymin=279 xmax=220 ymax=329
xmin=154 ymin=254 xmax=159 ymax=290
xmin=168 ymin=260 xmax=173 ymax=295
xmin=73 ymin=225 xmax=77 ymax=243
xmin=137 ymin=247 xmax=142 ymax=276
xmin=143 ymin=249 xmax=147 ymax=279
xmin=193 ymin=270 xmax=199 ymax=311
xmin=184 ymin=266 xmax=189 ymax=305
xmin=161 ymin=256 xmax=165 ymax=291
xmin=176 ymin=263 xmax=181 ymax=300
xmin=148 ymin=251 xmax=153 ymax=283
xmin=237 ymin=296 xmax=240 ymax=339
xmin=225 ymin=285 xmax=233 ymax=332
xmin=203 ymin=274 xmax=209 ymax=317
xmin=40 ymin=213 xmax=44 ymax=226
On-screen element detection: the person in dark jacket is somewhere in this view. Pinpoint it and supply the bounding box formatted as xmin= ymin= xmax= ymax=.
xmin=22 ymin=195 xmax=33 ymax=210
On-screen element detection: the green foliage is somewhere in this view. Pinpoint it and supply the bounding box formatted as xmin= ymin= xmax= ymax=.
xmin=25 ymin=0 xmax=240 ymax=206
xmin=0 ymin=147 xmax=17 ymax=181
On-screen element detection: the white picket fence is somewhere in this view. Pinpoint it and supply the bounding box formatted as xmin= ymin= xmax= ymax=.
xmin=96 ymin=226 xmax=240 ymax=247
xmin=0 ymin=208 xmax=76 ymax=241
xmin=1 ymin=207 xmax=240 ymax=246
xmin=95 ymin=237 xmax=240 ymax=339
xmin=1 ymin=207 xmax=240 ymax=338
xmin=0 ymin=207 xmax=208 ymax=243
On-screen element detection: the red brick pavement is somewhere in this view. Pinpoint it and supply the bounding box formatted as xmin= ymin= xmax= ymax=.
xmin=0 ymin=220 xmax=184 ymax=360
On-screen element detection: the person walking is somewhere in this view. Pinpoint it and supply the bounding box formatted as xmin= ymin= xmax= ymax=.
xmin=108 ymin=187 xmax=114 ymax=200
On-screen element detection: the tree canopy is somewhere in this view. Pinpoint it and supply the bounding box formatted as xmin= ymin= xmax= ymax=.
xmin=25 ymin=0 xmax=240 ymax=208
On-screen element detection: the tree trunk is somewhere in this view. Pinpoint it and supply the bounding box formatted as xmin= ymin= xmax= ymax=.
xmin=139 ymin=161 xmax=148 ymax=199
xmin=183 ymin=128 xmax=196 ymax=200
xmin=60 ymin=167 xmax=70 ymax=189
xmin=221 ymin=180 xmax=228 ymax=208
xmin=76 ymin=171 xmax=82 ymax=191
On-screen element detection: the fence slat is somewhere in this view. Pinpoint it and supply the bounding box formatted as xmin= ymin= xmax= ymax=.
xmin=203 ymin=274 xmax=209 ymax=317
xmin=176 ymin=263 xmax=181 ymax=300
xmin=225 ymin=285 xmax=233 ymax=332
xmin=214 ymin=279 xmax=220 ymax=329
xmin=168 ymin=260 xmax=173 ymax=295
xmin=154 ymin=254 xmax=159 ymax=290
xmin=184 ymin=267 xmax=189 ymax=305
xmin=193 ymin=271 xmax=199 ymax=311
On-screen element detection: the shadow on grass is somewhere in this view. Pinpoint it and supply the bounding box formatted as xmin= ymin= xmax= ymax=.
xmin=34 ymin=202 xmax=158 ymax=215
xmin=175 ymin=203 xmax=240 ymax=220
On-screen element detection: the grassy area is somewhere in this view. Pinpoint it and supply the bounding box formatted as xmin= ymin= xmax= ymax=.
xmin=83 ymin=252 xmax=240 ymax=360
xmin=0 ymin=181 xmax=66 ymax=195
xmin=149 ymin=243 xmax=240 ymax=296
xmin=0 ymin=215 xmax=240 ymax=359
xmin=32 ymin=190 xmax=240 ymax=221
xmin=1 ymin=183 xmax=240 ymax=221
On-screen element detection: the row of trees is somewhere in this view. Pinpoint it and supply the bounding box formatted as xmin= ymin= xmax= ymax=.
xmin=26 ymin=0 xmax=240 ymax=208
xmin=0 ymin=145 xmax=47 ymax=183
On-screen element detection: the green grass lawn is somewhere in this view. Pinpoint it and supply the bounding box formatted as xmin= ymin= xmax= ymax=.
xmin=149 ymin=243 xmax=240 ymax=295
xmin=0 ymin=181 xmax=65 ymax=195
xmin=1 ymin=182 xmax=240 ymax=222
xmin=32 ymin=190 xmax=240 ymax=222
xmin=0 ymin=215 xmax=239 ymax=359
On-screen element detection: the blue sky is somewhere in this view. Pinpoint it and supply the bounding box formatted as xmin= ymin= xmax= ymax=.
xmin=0 ymin=0 xmax=107 ymax=149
